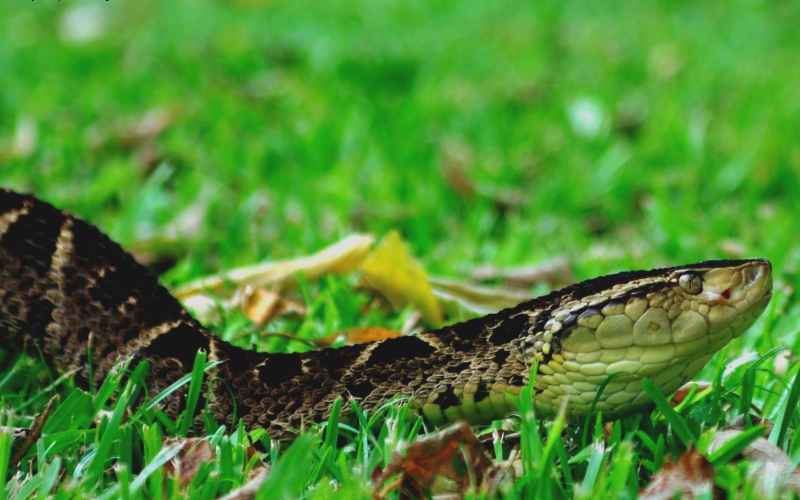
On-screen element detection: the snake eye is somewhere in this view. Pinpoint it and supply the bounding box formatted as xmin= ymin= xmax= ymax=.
xmin=679 ymin=273 xmax=702 ymax=294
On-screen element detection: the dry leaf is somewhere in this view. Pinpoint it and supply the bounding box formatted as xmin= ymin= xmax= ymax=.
xmin=9 ymin=395 xmax=58 ymax=463
xmin=360 ymin=230 xmax=443 ymax=325
xmin=471 ymin=257 xmax=573 ymax=289
xmin=708 ymin=430 xmax=800 ymax=496
xmin=120 ymin=108 xmax=176 ymax=149
xmin=239 ymin=287 xmax=304 ymax=325
xmin=726 ymin=415 xmax=775 ymax=433
xmin=183 ymin=295 xmax=223 ymax=325
xmin=640 ymin=447 xmax=716 ymax=500
xmin=670 ymin=381 xmax=713 ymax=406
xmin=217 ymin=467 xmax=270 ymax=500
xmin=316 ymin=327 xmax=402 ymax=348
xmin=163 ymin=438 xmax=215 ymax=490
xmin=428 ymin=276 xmax=529 ymax=315
xmin=240 ymin=287 xmax=282 ymax=325
xmin=774 ymin=350 xmax=794 ymax=378
xmin=11 ymin=117 xmax=38 ymax=159
xmin=439 ymin=137 xmax=476 ymax=199
xmin=371 ymin=421 xmax=502 ymax=500
xmin=173 ymin=234 xmax=374 ymax=300
xmin=400 ymin=310 xmax=423 ymax=336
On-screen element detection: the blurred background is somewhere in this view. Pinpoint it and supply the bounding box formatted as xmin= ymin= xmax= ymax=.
xmin=1 ymin=0 xmax=799 ymax=290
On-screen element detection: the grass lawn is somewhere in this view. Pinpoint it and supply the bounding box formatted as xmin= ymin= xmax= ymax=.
xmin=1 ymin=0 xmax=799 ymax=498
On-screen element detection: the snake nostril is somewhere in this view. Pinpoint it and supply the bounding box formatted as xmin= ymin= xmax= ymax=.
xmin=721 ymin=289 xmax=731 ymax=299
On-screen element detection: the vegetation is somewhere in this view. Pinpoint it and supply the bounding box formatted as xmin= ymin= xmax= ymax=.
xmin=1 ymin=0 xmax=799 ymax=498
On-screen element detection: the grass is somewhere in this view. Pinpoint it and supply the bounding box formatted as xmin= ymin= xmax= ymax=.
xmin=1 ymin=0 xmax=799 ymax=498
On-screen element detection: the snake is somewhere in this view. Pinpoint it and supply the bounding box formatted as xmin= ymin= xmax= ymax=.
xmin=0 ymin=189 xmax=773 ymax=439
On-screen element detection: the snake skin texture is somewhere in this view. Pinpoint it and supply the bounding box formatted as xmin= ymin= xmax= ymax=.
xmin=0 ymin=190 xmax=773 ymax=439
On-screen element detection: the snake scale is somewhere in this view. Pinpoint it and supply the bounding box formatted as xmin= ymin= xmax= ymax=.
xmin=0 ymin=189 xmax=773 ymax=439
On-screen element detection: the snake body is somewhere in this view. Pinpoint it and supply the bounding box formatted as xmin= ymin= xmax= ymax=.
xmin=0 ymin=190 xmax=773 ymax=439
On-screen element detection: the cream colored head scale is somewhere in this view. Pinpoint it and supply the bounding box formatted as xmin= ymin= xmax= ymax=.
xmin=531 ymin=259 xmax=773 ymax=417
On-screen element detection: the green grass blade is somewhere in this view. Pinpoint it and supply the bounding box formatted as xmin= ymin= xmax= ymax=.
xmin=0 ymin=429 xmax=11 ymax=493
xmin=88 ymin=386 xmax=131 ymax=481
xmin=581 ymin=372 xmax=622 ymax=448
xmin=536 ymin=403 xmax=567 ymax=498
xmin=708 ymin=426 xmax=766 ymax=467
xmin=143 ymin=360 xmax=223 ymax=412
xmin=642 ymin=378 xmax=698 ymax=447
xmin=577 ymin=441 xmax=606 ymax=497
xmin=768 ymin=365 xmax=800 ymax=448
xmin=323 ymin=398 xmax=342 ymax=452
xmin=256 ymin=434 xmax=315 ymax=500
xmin=43 ymin=389 xmax=93 ymax=434
xmin=178 ymin=349 xmax=208 ymax=436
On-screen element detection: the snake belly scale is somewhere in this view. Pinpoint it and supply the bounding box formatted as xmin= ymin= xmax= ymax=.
xmin=0 ymin=190 xmax=773 ymax=439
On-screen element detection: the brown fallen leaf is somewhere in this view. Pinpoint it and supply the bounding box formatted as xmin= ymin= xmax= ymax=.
xmin=708 ymin=429 xmax=800 ymax=496
xmin=216 ymin=466 xmax=271 ymax=500
xmin=120 ymin=108 xmax=177 ymax=149
xmin=163 ymin=437 xmax=215 ymax=490
xmin=173 ymin=234 xmax=375 ymax=300
xmin=726 ymin=415 xmax=775 ymax=434
xmin=774 ymin=350 xmax=795 ymax=378
xmin=640 ymin=447 xmax=717 ymax=500
xmin=239 ymin=287 xmax=306 ymax=325
xmin=670 ymin=381 xmax=713 ymax=406
xmin=428 ymin=276 xmax=530 ymax=315
xmin=400 ymin=310 xmax=423 ymax=336
xmin=371 ymin=421 xmax=503 ymax=500
xmin=10 ymin=395 xmax=58 ymax=464
xmin=316 ymin=327 xmax=402 ymax=348
xmin=183 ymin=295 xmax=223 ymax=325
xmin=718 ymin=239 xmax=746 ymax=258
xmin=439 ymin=137 xmax=476 ymax=199
xmin=11 ymin=117 xmax=38 ymax=160
xmin=360 ymin=230 xmax=443 ymax=325
xmin=471 ymin=257 xmax=573 ymax=289
xmin=86 ymin=108 xmax=178 ymax=151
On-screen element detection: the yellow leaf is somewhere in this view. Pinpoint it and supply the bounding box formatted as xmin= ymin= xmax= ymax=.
xmin=173 ymin=234 xmax=374 ymax=300
xmin=360 ymin=230 xmax=443 ymax=325
xmin=428 ymin=276 xmax=529 ymax=315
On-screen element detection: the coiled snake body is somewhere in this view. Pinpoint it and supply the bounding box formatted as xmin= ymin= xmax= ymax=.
xmin=0 ymin=190 xmax=773 ymax=439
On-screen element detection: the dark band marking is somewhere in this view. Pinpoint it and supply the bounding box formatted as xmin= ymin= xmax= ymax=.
xmin=473 ymin=383 xmax=490 ymax=403
xmin=493 ymin=350 xmax=510 ymax=366
xmin=69 ymin=218 xmax=185 ymax=328
xmin=318 ymin=345 xmax=363 ymax=375
xmin=489 ymin=314 xmax=530 ymax=345
xmin=25 ymin=297 xmax=55 ymax=343
xmin=145 ymin=323 xmax=210 ymax=369
xmin=437 ymin=386 xmax=460 ymax=409
xmin=258 ymin=353 xmax=303 ymax=387
xmin=346 ymin=380 xmax=375 ymax=399
xmin=1 ymin=203 xmax=66 ymax=275
xmin=0 ymin=190 xmax=28 ymax=215
xmin=449 ymin=318 xmax=484 ymax=341
xmin=90 ymin=267 xmax=139 ymax=309
xmin=370 ymin=336 xmax=436 ymax=365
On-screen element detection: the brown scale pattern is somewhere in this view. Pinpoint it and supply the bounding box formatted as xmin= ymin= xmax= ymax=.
xmin=0 ymin=190 xmax=771 ymax=439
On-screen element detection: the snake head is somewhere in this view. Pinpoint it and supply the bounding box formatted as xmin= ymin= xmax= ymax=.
xmin=532 ymin=258 xmax=773 ymax=418
xmin=668 ymin=259 xmax=772 ymax=339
